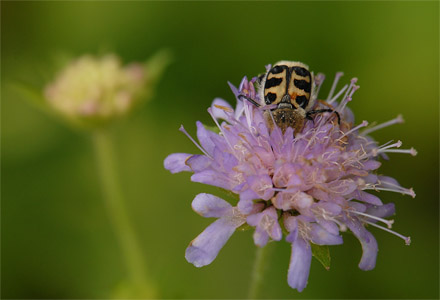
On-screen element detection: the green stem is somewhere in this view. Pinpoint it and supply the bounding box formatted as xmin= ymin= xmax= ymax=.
xmin=92 ymin=129 xmax=156 ymax=297
xmin=248 ymin=244 xmax=271 ymax=299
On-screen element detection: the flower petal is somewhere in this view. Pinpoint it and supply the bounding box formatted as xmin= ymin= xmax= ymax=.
xmin=164 ymin=153 xmax=192 ymax=173
xmin=196 ymin=121 xmax=217 ymax=156
xmin=309 ymin=224 xmax=343 ymax=245
xmin=211 ymin=98 xmax=234 ymax=121
xmin=192 ymin=193 xmax=232 ymax=218
xmin=191 ymin=170 xmax=233 ymax=190
xmin=344 ymin=215 xmax=378 ymax=270
xmin=186 ymin=154 xmax=212 ymax=172
xmin=185 ymin=217 xmax=241 ymax=267
xmin=253 ymin=228 xmax=269 ymax=247
xmin=287 ymin=237 xmax=312 ymax=292
xmin=365 ymin=203 xmax=395 ymax=219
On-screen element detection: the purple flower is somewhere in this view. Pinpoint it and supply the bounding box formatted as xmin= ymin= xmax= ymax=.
xmin=164 ymin=69 xmax=416 ymax=292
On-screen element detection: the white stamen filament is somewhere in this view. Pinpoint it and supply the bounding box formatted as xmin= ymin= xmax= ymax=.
xmin=349 ymin=210 xmax=394 ymax=228
xmin=179 ymin=125 xmax=213 ymax=159
xmin=362 ymin=186 xmax=416 ymax=198
xmin=339 ymin=120 xmax=369 ymax=139
xmin=380 ymin=148 xmax=418 ymax=156
xmin=338 ymin=82 xmax=359 ymax=112
xmin=328 ymin=84 xmax=348 ymax=104
xmin=336 ymin=78 xmax=357 ymax=109
xmin=371 ymin=140 xmax=402 ymax=157
xmin=327 ymin=72 xmax=344 ymax=102
xmin=361 ymin=115 xmax=404 ymax=135
xmin=313 ymin=73 xmax=325 ymax=100
xmin=365 ymin=221 xmax=411 ymax=245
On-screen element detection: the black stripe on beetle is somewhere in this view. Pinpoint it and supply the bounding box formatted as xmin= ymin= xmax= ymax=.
xmin=265 ymin=93 xmax=277 ymax=104
xmin=295 ymin=95 xmax=309 ymax=108
xmin=265 ymin=77 xmax=283 ymax=89
xmin=270 ymin=65 xmax=286 ymax=74
xmin=292 ymin=66 xmax=310 ymax=78
xmin=294 ymin=79 xmax=311 ymax=93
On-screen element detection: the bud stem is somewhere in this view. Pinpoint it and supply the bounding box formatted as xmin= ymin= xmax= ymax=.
xmin=248 ymin=244 xmax=272 ymax=299
xmin=92 ymin=129 xmax=156 ymax=297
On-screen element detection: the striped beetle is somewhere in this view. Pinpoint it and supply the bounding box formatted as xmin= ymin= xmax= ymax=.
xmin=239 ymin=61 xmax=339 ymax=133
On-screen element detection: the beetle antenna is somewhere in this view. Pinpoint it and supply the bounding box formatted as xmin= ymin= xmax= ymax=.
xmin=238 ymin=94 xmax=261 ymax=107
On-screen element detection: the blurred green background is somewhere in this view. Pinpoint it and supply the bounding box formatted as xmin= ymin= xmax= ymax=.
xmin=1 ymin=1 xmax=438 ymax=299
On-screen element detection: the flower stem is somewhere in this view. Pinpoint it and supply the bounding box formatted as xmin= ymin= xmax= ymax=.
xmin=92 ymin=129 xmax=156 ymax=297
xmin=248 ymin=244 xmax=271 ymax=299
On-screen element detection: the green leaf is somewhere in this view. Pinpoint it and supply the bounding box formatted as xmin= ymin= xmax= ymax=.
xmin=311 ymin=244 xmax=331 ymax=270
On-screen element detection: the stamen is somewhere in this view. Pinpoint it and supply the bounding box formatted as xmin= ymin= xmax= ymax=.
xmin=371 ymin=140 xmax=402 ymax=157
xmin=328 ymin=84 xmax=348 ymax=104
xmin=339 ymin=120 xmax=369 ymax=139
xmin=337 ymin=80 xmax=359 ymax=112
xmin=337 ymin=78 xmax=357 ymax=107
xmin=349 ymin=210 xmax=394 ymax=228
xmin=365 ymin=221 xmax=411 ymax=245
xmin=327 ymin=72 xmax=344 ymax=101
xmin=313 ymin=73 xmax=325 ymax=99
xmin=179 ymin=125 xmax=213 ymax=159
xmin=362 ymin=186 xmax=416 ymax=198
xmin=361 ymin=115 xmax=404 ymax=135
xmin=380 ymin=148 xmax=418 ymax=156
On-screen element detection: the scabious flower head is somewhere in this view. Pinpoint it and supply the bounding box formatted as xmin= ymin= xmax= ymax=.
xmin=164 ymin=68 xmax=416 ymax=292
xmin=45 ymin=51 xmax=171 ymax=128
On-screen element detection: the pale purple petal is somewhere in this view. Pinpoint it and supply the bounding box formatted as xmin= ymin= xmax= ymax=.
xmin=363 ymin=160 xmax=381 ymax=170
xmin=350 ymin=190 xmax=383 ymax=205
xmin=186 ymin=155 xmax=212 ymax=172
xmin=211 ymin=98 xmax=234 ymax=121
xmin=309 ymin=224 xmax=343 ymax=245
xmin=247 ymin=174 xmax=274 ymax=200
xmin=237 ymin=197 xmax=254 ymax=214
xmin=315 ymin=217 xmax=340 ymax=236
xmin=247 ymin=207 xmax=281 ymax=246
xmin=365 ymin=203 xmax=395 ymax=219
xmin=191 ymin=170 xmax=233 ymax=190
xmin=185 ymin=217 xmax=241 ymax=267
xmin=253 ymin=228 xmax=269 ymax=247
xmin=344 ymin=215 xmax=378 ymax=270
xmin=164 ymin=153 xmax=192 ymax=173
xmin=192 ymin=193 xmax=232 ymax=218
xmin=196 ymin=121 xmax=217 ymax=155
xmin=287 ymin=237 xmax=312 ymax=292
xmin=227 ymin=81 xmax=239 ymax=97
xmin=284 ymin=215 xmax=298 ymax=234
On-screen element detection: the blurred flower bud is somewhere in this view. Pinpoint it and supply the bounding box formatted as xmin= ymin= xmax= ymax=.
xmin=44 ymin=50 xmax=171 ymax=128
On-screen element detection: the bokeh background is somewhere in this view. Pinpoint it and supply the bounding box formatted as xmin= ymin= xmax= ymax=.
xmin=2 ymin=1 xmax=439 ymax=299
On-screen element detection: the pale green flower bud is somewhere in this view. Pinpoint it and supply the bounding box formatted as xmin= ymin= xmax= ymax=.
xmin=44 ymin=50 xmax=170 ymax=128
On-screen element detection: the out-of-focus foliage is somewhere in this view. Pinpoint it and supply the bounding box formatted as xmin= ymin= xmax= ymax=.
xmin=1 ymin=2 xmax=438 ymax=299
